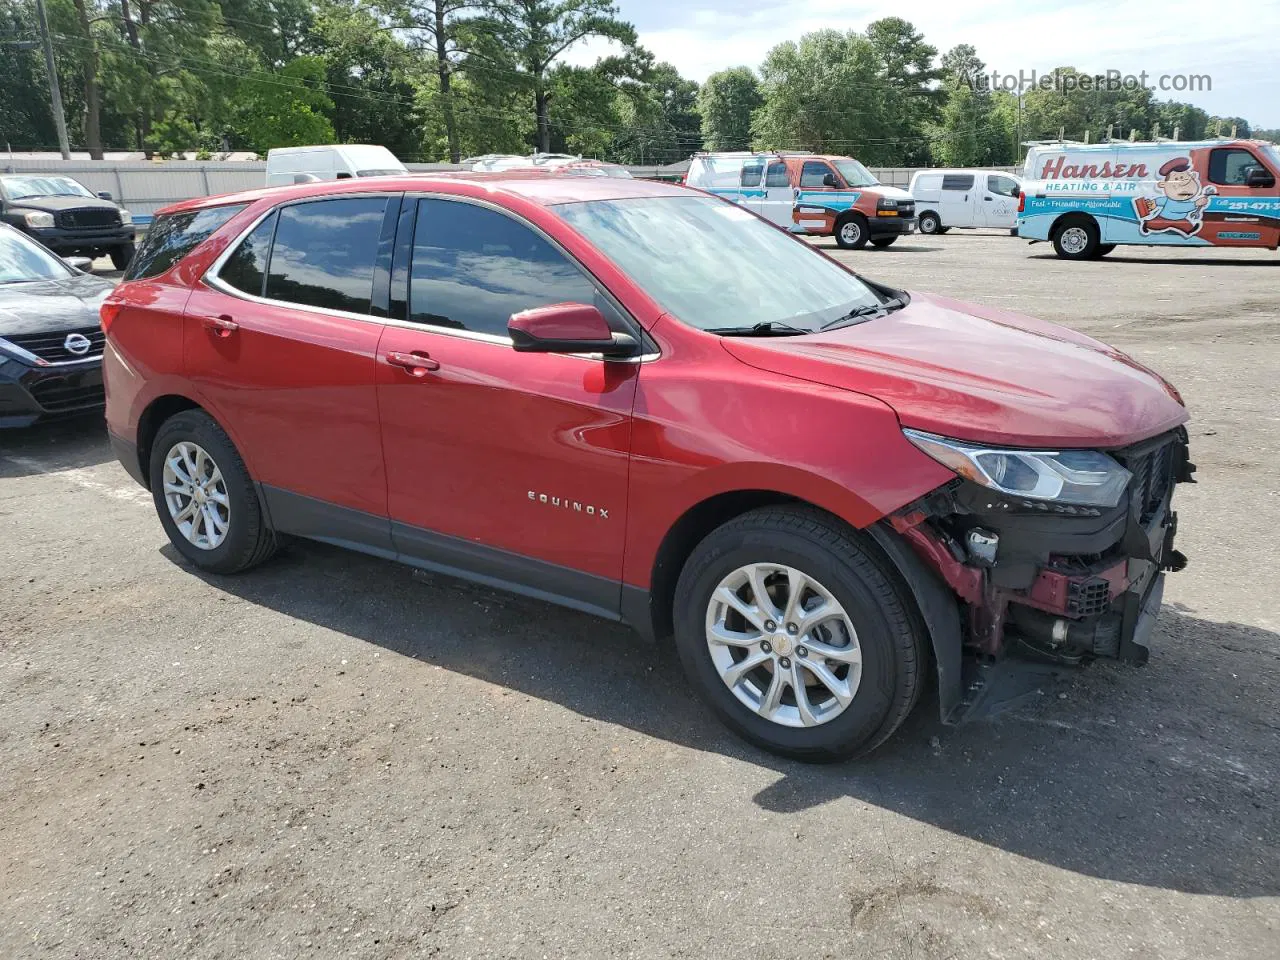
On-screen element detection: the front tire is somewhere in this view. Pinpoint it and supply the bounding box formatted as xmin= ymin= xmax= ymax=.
xmin=672 ymin=507 xmax=925 ymax=762
xmin=917 ymin=211 xmax=941 ymax=235
xmin=110 ymin=241 xmax=135 ymax=271
xmin=149 ymin=410 xmax=277 ymax=574
xmin=834 ymin=213 xmax=869 ymax=249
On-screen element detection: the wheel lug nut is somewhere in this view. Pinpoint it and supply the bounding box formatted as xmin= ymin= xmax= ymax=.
xmin=779 ymin=657 xmax=791 ymax=669
xmin=764 ymin=620 xmax=776 ymax=632
xmin=796 ymin=646 xmax=808 ymax=658
xmin=786 ymin=623 xmax=798 ymax=635
xmin=761 ymin=640 xmax=772 ymax=654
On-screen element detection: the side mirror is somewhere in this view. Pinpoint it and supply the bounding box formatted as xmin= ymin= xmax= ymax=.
xmin=335 ymin=171 xmax=353 ymax=180
xmin=1245 ymin=167 xmax=1275 ymax=188
xmin=96 ymin=191 xmax=113 ymax=200
xmin=62 ymin=255 xmax=93 ymax=272
xmin=292 ymin=173 xmax=321 ymax=184
xmin=508 ymin=303 xmax=638 ymax=358
xmin=822 ymin=172 xmax=839 ymax=188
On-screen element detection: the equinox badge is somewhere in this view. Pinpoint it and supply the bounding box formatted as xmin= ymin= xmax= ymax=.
xmin=528 ymin=490 xmax=609 ymax=519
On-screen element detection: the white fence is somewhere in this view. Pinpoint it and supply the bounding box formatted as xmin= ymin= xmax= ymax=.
xmin=0 ymin=157 xmax=1021 ymax=223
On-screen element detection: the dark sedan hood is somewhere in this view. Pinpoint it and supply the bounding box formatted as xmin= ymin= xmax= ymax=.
xmin=7 ymin=194 xmax=119 ymax=214
xmin=721 ymin=291 xmax=1189 ymax=449
xmin=0 ymin=273 xmax=113 ymax=337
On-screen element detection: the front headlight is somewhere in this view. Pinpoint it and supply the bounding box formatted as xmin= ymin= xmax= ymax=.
xmin=904 ymin=429 xmax=1131 ymax=508
xmin=22 ymin=210 xmax=55 ymax=228
xmin=119 ymin=209 xmax=133 ymax=225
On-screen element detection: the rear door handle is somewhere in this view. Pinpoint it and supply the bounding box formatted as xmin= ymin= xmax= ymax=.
xmin=203 ymin=314 xmax=238 ymax=338
xmin=386 ymin=350 xmax=440 ymax=376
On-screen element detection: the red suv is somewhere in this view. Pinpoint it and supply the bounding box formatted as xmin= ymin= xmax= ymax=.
xmin=103 ymin=175 xmax=1193 ymax=761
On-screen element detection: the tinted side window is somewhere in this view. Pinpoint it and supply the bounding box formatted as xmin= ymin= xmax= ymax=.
xmin=218 ymin=211 xmax=276 ymax=297
xmin=765 ymin=162 xmax=790 ymax=187
xmin=265 ymin=197 xmax=389 ymax=314
xmin=409 ymin=199 xmax=598 ymax=337
xmin=800 ymin=162 xmax=836 ymax=188
xmin=124 ymin=204 xmax=246 ymax=281
xmin=1208 ymin=148 xmax=1264 ymax=186
xmin=942 ymin=174 xmax=975 ymax=191
xmin=740 ymin=162 xmax=763 ymax=188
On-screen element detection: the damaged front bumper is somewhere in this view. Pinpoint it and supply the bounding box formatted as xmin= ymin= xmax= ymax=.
xmin=889 ymin=428 xmax=1194 ymax=722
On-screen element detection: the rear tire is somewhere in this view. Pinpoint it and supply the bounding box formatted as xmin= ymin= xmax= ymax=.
xmin=110 ymin=241 xmax=135 ymax=271
xmin=834 ymin=213 xmax=870 ymax=249
xmin=917 ymin=211 xmax=941 ymax=235
xmin=149 ymin=410 xmax=277 ymax=575
xmin=1053 ymin=216 xmax=1100 ymax=260
xmin=672 ymin=506 xmax=925 ymax=762
xmin=869 ymin=236 xmax=897 ymax=248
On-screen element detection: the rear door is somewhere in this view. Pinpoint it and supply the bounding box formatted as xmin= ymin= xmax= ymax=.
xmin=756 ymin=160 xmax=796 ymax=229
xmin=939 ymin=173 xmax=976 ymax=227
xmin=375 ymin=195 xmax=640 ymax=615
xmin=186 ymin=194 xmax=398 ymax=530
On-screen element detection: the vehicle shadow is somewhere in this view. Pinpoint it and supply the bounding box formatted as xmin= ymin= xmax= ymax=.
xmin=0 ymin=417 xmax=113 ymax=477
xmin=174 ymin=538 xmax=1280 ymax=900
xmin=1028 ymin=253 xmax=1280 ymax=266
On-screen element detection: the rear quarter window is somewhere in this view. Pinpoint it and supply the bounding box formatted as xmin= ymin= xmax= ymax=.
xmin=941 ymin=174 xmax=975 ymax=191
xmin=124 ymin=204 xmax=247 ymax=281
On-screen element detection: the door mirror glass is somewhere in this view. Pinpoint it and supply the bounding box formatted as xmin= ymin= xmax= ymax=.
xmin=1245 ymin=166 xmax=1275 ymax=188
xmin=822 ymin=172 xmax=838 ymax=188
xmin=62 ymin=255 xmax=93 ymax=272
xmin=508 ymin=303 xmax=637 ymax=357
xmin=96 ymin=191 xmax=113 ymax=200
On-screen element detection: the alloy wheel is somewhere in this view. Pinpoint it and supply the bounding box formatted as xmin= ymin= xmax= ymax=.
xmin=705 ymin=563 xmax=862 ymax=728
xmin=162 ymin=441 xmax=230 ymax=550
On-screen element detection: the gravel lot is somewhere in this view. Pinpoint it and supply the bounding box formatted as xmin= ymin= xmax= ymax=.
xmin=2 ymin=234 xmax=1277 ymax=959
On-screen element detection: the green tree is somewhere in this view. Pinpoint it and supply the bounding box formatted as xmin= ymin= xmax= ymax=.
xmin=471 ymin=0 xmax=637 ymax=152
xmin=863 ymin=17 xmax=942 ymax=163
xmin=752 ymin=30 xmax=891 ymax=160
xmin=234 ymin=55 xmax=335 ymax=154
xmin=0 ymin=1 xmax=58 ymax=149
xmin=697 ymin=66 xmax=760 ymax=151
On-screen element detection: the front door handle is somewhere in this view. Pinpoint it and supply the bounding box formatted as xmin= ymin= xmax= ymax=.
xmin=203 ymin=314 xmax=238 ymax=338
xmin=386 ymin=350 xmax=440 ymax=376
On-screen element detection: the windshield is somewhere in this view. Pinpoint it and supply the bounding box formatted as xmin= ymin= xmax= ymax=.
xmin=1261 ymin=143 xmax=1280 ymax=170
xmin=833 ymin=159 xmax=879 ymax=187
xmin=1 ymin=175 xmax=95 ymax=201
xmin=0 ymin=227 xmax=73 ymax=283
xmin=555 ymin=195 xmax=885 ymax=332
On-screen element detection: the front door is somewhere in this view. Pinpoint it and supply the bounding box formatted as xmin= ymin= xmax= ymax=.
xmin=982 ymin=174 xmax=1020 ymax=228
xmin=185 ymin=194 xmax=396 ymax=523
xmin=1195 ymin=146 xmax=1280 ymax=248
xmin=375 ymin=196 xmax=639 ymax=616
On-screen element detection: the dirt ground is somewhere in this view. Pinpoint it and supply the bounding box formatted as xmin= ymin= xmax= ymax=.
xmin=1 ymin=233 xmax=1277 ymax=959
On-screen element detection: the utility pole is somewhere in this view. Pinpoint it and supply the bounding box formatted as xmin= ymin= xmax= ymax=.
xmin=35 ymin=0 xmax=71 ymax=159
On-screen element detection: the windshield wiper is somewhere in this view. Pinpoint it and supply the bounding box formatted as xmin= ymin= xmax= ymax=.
xmin=708 ymin=320 xmax=811 ymax=337
xmin=820 ymin=296 xmax=906 ymax=331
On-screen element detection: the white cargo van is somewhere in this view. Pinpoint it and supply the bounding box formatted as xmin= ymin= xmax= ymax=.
xmin=909 ymin=169 xmax=1021 ymax=234
xmin=265 ymin=145 xmax=407 ymax=187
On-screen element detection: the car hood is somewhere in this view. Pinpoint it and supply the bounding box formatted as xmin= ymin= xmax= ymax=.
xmin=869 ymin=184 xmax=913 ymax=202
xmin=6 ymin=194 xmax=119 ymax=214
xmin=0 ymin=273 xmax=113 ymax=337
xmin=720 ymin=291 xmax=1189 ymax=448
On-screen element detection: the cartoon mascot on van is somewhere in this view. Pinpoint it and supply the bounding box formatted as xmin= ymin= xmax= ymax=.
xmin=1133 ymin=157 xmax=1213 ymax=236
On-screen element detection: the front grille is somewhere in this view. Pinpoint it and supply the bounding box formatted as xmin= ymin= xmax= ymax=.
xmin=4 ymin=327 xmax=105 ymax=363
xmin=898 ymin=202 xmax=916 ymax=217
xmin=56 ymin=208 xmax=120 ymax=230
xmin=28 ymin=378 xmax=104 ymax=412
xmin=1120 ymin=440 xmax=1174 ymax=524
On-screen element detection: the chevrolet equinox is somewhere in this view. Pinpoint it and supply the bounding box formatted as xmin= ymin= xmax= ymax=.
xmin=102 ymin=174 xmax=1193 ymax=761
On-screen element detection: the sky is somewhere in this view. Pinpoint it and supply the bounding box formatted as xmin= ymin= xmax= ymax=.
xmin=567 ymin=0 xmax=1280 ymax=129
